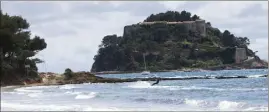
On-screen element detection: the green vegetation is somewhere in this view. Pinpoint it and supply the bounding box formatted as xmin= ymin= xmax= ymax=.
xmin=64 ymin=68 xmax=73 ymax=80
xmin=144 ymin=10 xmax=200 ymax=22
xmin=91 ymin=10 xmax=255 ymax=72
xmin=1 ymin=12 xmax=47 ymax=85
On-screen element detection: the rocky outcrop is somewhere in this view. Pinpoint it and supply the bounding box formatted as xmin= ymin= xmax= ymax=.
xmin=4 ymin=71 xmax=266 ymax=87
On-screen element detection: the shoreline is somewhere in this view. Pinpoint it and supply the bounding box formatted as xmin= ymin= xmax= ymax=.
xmin=94 ymin=67 xmax=268 ymax=75
xmin=2 ymin=73 xmax=267 ymax=88
xmin=1 ymin=83 xmax=59 ymax=89
xmin=1 ymin=67 xmax=267 ymax=88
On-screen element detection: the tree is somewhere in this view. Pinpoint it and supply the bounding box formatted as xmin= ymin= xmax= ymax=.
xmin=64 ymin=68 xmax=73 ymax=80
xmin=100 ymin=34 xmax=119 ymax=48
xmin=1 ymin=12 xmax=47 ymax=85
xmin=179 ymin=10 xmax=191 ymax=21
xmin=235 ymin=37 xmax=250 ymax=48
xmin=143 ymin=10 xmax=195 ymax=22
xmin=206 ymin=22 xmax=211 ymax=27
xmin=222 ymin=30 xmax=236 ymax=47
xmin=191 ymin=14 xmax=200 ymax=21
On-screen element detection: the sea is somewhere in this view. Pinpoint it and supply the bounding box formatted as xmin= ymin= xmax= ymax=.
xmin=1 ymin=69 xmax=268 ymax=111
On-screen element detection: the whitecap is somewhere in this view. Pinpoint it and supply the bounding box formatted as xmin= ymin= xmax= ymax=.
xmin=127 ymin=81 xmax=181 ymax=90
xmin=59 ymin=85 xmax=76 ymax=90
xmin=180 ymin=86 xmax=225 ymax=91
xmin=128 ymin=83 xmax=268 ymax=92
xmin=248 ymin=74 xmax=267 ymax=78
xmin=75 ymin=92 xmax=97 ymax=99
xmin=127 ymin=81 xmax=152 ymax=88
xmin=15 ymin=87 xmax=43 ymax=93
xmin=184 ymin=99 xmax=206 ymax=107
xmin=244 ymin=106 xmax=268 ymax=111
xmin=27 ymin=93 xmax=42 ymax=98
xmin=65 ymin=91 xmax=82 ymax=95
xmin=178 ymin=86 xmax=267 ymax=91
xmin=217 ymin=100 xmax=245 ymax=111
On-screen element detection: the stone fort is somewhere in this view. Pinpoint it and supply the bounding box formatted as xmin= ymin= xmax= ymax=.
xmin=124 ymin=19 xmax=206 ymax=37
xmin=235 ymin=48 xmax=248 ymax=63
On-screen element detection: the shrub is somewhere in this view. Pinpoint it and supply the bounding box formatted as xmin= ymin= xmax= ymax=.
xmin=64 ymin=68 xmax=73 ymax=80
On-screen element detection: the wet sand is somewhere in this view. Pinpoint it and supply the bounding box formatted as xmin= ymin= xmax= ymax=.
xmin=1 ymin=86 xmax=23 ymax=92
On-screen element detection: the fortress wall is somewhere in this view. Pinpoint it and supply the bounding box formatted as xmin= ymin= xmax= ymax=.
xmin=124 ymin=19 xmax=207 ymax=38
xmin=123 ymin=25 xmax=132 ymax=37
xmin=191 ymin=22 xmax=197 ymax=31
xmin=182 ymin=23 xmax=191 ymax=31
xmin=182 ymin=21 xmax=195 ymax=31
xmin=195 ymin=20 xmax=206 ymax=37
xmin=123 ymin=25 xmax=141 ymax=38
xmin=235 ymin=48 xmax=248 ymax=63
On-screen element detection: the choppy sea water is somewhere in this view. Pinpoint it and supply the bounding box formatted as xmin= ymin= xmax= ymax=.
xmin=1 ymin=69 xmax=268 ymax=111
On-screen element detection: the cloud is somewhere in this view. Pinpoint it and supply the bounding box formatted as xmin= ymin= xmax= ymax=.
xmin=176 ymin=1 xmax=210 ymax=12
xmin=30 ymin=21 xmax=78 ymax=38
xmin=238 ymin=3 xmax=267 ymax=18
xmin=66 ymin=1 xmax=168 ymax=17
xmin=2 ymin=1 xmax=64 ymax=24
xmin=249 ymin=38 xmax=268 ymax=60
xmin=2 ymin=1 xmax=60 ymax=16
xmin=2 ymin=1 xmax=268 ymax=73
xmin=159 ymin=1 xmax=186 ymax=10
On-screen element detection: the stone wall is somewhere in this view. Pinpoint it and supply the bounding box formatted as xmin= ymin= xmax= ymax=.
xmin=195 ymin=20 xmax=206 ymax=37
xmin=235 ymin=48 xmax=248 ymax=63
xmin=123 ymin=19 xmax=206 ymax=38
xmin=123 ymin=25 xmax=138 ymax=38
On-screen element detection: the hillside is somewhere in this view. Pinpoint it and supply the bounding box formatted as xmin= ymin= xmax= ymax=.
xmin=91 ymin=10 xmax=263 ymax=72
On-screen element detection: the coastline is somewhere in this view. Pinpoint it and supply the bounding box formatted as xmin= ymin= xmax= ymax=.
xmin=1 ymin=86 xmax=22 ymax=92
xmin=2 ymin=70 xmax=267 ymax=88
xmin=94 ymin=66 xmax=268 ymax=75
xmin=1 ymin=83 xmax=59 ymax=90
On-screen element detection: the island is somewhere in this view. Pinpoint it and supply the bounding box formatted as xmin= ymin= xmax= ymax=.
xmin=91 ymin=10 xmax=267 ymax=73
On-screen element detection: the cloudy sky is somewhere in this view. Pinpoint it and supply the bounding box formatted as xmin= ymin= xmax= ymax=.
xmin=2 ymin=1 xmax=268 ymax=73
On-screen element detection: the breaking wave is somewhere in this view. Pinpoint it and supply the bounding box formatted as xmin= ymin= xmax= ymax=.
xmin=75 ymin=92 xmax=97 ymax=99
xmin=247 ymin=74 xmax=267 ymax=78
xmin=184 ymin=98 xmax=208 ymax=107
xmin=59 ymin=84 xmax=77 ymax=90
xmin=127 ymin=81 xmax=180 ymax=90
xmin=217 ymin=100 xmax=245 ymax=111
xmin=127 ymin=81 xmax=152 ymax=88
xmin=165 ymin=74 xmax=267 ymax=79
xmin=27 ymin=93 xmax=42 ymax=98
xmin=127 ymin=81 xmax=267 ymax=91
xmin=65 ymin=91 xmax=82 ymax=95
xmin=183 ymin=99 xmax=267 ymax=111
xmin=14 ymin=87 xmax=43 ymax=93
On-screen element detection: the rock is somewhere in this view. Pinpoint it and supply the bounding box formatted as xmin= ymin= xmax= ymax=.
xmin=260 ymin=75 xmax=268 ymax=77
xmin=215 ymin=76 xmax=247 ymax=79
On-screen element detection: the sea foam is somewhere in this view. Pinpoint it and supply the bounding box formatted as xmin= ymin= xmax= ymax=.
xmin=75 ymin=92 xmax=97 ymax=99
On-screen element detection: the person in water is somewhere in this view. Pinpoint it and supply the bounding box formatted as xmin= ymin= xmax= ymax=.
xmin=151 ymin=78 xmax=160 ymax=86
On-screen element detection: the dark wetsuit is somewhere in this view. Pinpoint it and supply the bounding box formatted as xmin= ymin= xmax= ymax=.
xmin=151 ymin=78 xmax=160 ymax=86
